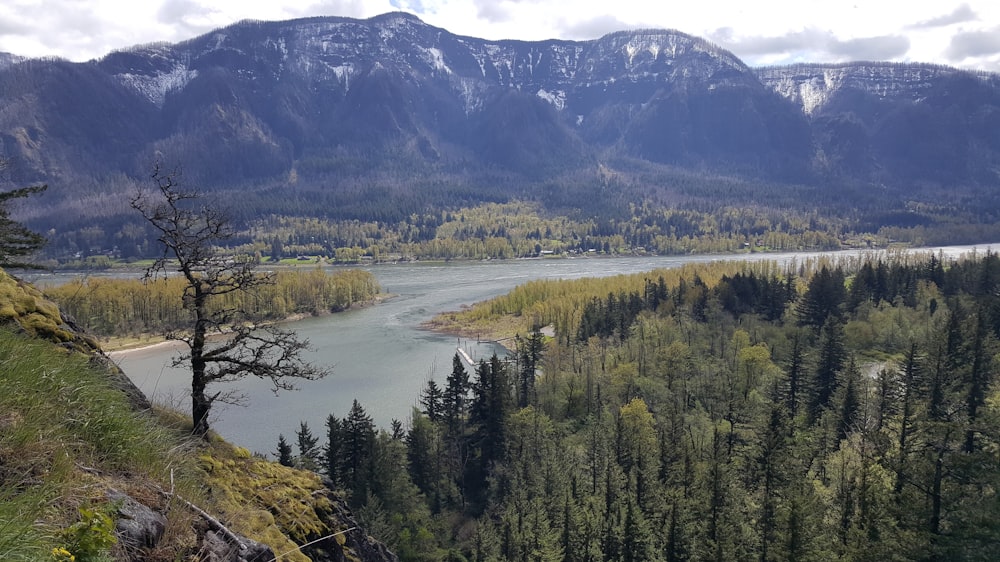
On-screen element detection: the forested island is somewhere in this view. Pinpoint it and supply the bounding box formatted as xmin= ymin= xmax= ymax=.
xmin=268 ymin=251 xmax=1000 ymax=561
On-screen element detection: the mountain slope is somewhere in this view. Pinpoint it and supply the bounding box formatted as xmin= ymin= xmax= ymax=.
xmin=1 ymin=13 xmax=999 ymax=257
xmin=0 ymin=14 xmax=870 ymax=184
xmin=757 ymin=63 xmax=1000 ymax=184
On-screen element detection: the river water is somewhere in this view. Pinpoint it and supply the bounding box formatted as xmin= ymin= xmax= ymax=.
xmin=56 ymin=244 xmax=989 ymax=455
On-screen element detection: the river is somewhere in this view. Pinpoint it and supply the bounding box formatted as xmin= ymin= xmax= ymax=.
xmin=37 ymin=244 xmax=991 ymax=456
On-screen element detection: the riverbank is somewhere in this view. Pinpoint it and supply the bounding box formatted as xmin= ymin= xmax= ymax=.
xmin=103 ymin=294 xmax=390 ymax=354
xmin=420 ymin=311 xmax=524 ymax=346
xmin=107 ymin=244 xmax=1000 ymax=457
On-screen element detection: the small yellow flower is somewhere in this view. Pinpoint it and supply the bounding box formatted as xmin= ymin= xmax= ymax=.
xmin=51 ymin=547 xmax=76 ymax=562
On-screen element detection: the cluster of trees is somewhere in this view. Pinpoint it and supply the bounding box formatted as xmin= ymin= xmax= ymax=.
xmin=33 ymin=191 xmax=890 ymax=266
xmin=577 ymin=270 xmax=796 ymax=342
xmin=244 ymin=202 xmax=861 ymax=262
xmin=279 ymin=251 xmax=1000 ymax=561
xmin=44 ymin=268 xmax=380 ymax=337
xmin=29 ymin=152 xmax=1000 ymax=266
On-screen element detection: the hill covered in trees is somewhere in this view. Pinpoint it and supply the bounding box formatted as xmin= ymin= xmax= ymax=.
xmin=276 ymin=251 xmax=1000 ymax=561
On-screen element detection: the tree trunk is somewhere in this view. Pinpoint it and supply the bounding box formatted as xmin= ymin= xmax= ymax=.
xmin=930 ymin=448 xmax=944 ymax=536
xmin=191 ymin=360 xmax=211 ymax=437
xmin=190 ymin=290 xmax=211 ymax=437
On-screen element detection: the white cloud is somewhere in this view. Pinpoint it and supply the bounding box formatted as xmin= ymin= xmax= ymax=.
xmin=946 ymin=26 xmax=1000 ymax=61
xmin=908 ymin=3 xmax=978 ymax=29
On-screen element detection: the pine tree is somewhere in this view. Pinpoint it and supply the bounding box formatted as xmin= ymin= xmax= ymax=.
xmin=276 ymin=434 xmax=293 ymax=467
xmin=836 ymin=358 xmax=861 ymax=441
xmin=516 ymin=328 xmax=545 ymax=407
xmin=406 ymin=411 xmax=447 ymax=512
xmin=893 ymin=344 xmax=920 ymax=501
xmin=810 ymin=319 xmax=846 ymax=422
xmin=420 ymin=379 xmax=443 ymax=422
xmin=0 ymin=178 xmax=47 ymax=268
xmin=964 ymin=307 xmax=991 ymax=453
xmin=561 ymin=495 xmax=584 ymax=562
xmin=296 ymin=421 xmax=320 ymax=470
xmin=390 ymin=418 xmax=405 ymax=440
xmin=469 ymin=354 xmax=513 ymax=504
xmin=324 ymin=414 xmax=343 ymax=485
xmin=756 ymin=401 xmax=789 ymax=562
xmin=665 ymin=501 xmax=690 ymax=562
xmin=784 ymin=331 xmax=806 ymax=422
xmin=443 ymin=353 xmax=471 ymax=439
xmin=847 ymin=261 xmax=877 ymax=311
xmin=622 ymin=499 xmax=655 ymax=562
xmin=703 ymin=427 xmax=730 ymax=562
xmin=369 ymin=431 xmax=425 ymax=517
xmin=796 ymin=265 xmax=846 ymax=330
xmin=344 ymin=399 xmax=376 ymax=505
xmin=617 ymin=398 xmax=660 ymax=511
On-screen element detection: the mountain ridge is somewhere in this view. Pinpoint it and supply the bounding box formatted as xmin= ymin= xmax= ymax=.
xmin=3 ymin=12 xmax=996 ymax=184
xmin=2 ymin=12 xmax=999 ymax=259
xmin=756 ymin=61 xmax=1000 ymax=114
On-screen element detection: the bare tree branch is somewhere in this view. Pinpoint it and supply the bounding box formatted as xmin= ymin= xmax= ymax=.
xmin=132 ymin=163 xmax=330 ymax=437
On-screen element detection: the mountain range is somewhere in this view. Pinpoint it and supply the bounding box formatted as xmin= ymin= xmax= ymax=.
xmin=1 ymin=12 xmax=999 ymax=254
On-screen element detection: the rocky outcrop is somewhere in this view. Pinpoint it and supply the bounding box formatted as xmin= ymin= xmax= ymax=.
xmin=301 ymin=491 xmax=398 ymax=562
xmin=195 ymin=446 xmax=398 ymax=562
xmin=107 ymin=489 xmax=167 ymax=560
xmin=197 ymin=528 xmax=276 ymax=562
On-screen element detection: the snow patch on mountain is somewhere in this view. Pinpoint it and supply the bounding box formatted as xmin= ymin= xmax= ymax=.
xmin=455 ymin=76 xmax=489 ymax=113
xmin=757 ymin=63 xmax=998 ymax=114
xmin=116 ymin=65 xmax=198 ymax=106
xmin=536 ymin=88 xmax=566 ymax=110
xmin=424 ymin=47 xmax=451 ymax=74
xmin=0 ymin=52 xmax=24 ymax=70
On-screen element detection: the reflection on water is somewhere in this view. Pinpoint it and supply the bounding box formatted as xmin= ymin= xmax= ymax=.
xmin=92 ymin=244 xmax=998 ymax=455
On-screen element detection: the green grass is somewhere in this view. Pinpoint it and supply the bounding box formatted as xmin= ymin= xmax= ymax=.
xmin=0 ymin=484 xmax=54 ymax=561
xmin=0 ymin=326 xmax=357 ymax=560
xmin=0 ymin=328 xmax=184 ymax=559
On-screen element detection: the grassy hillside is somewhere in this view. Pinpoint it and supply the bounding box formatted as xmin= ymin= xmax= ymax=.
xmin=0 ymin=269 xmax=394 ymax=561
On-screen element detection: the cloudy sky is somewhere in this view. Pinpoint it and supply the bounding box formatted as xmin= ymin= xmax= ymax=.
xmin=1 ymin=0 xmax=998 ymax=71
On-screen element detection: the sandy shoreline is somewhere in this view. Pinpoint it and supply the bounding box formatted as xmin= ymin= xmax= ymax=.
xmin=104 ymin=297 xmax=388 ymax=357
xmin=106 ymin=339 xmax=185 ymax=358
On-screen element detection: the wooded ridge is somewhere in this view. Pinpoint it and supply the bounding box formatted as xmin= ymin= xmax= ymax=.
xmin=2 ymin=13 xmax=998 ymax=264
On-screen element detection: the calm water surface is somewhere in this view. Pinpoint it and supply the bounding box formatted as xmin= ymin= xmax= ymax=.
xmin=77 ymin=245 xmax=992 ymax=455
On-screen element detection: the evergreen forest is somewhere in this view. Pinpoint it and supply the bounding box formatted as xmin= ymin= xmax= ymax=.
xmin=277 ymin=251 xmax=1000 ymax=561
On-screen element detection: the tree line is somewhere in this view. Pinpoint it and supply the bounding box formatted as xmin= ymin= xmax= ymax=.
xmin=44 ymin=267 xmax=380 ymax=337
xmin=277 ymin=250 xmax=1000 ymax=561
xmin=32 ymin=196 xmax=889 ymax=266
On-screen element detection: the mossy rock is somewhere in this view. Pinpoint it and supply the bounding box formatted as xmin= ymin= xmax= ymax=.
xmin=197 ymin=445 xmax=334 ymax=562
xmin=0 ymin=301 xmax=17 ymax=320
xmin=0 ymin=268 xmax=101 ymax=353
xmin=20 ymin=312 xmax=74 ymax=342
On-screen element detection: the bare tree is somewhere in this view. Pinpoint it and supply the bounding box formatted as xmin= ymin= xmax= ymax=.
xmin=131 ymin=163 xmax=328 ymax=437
